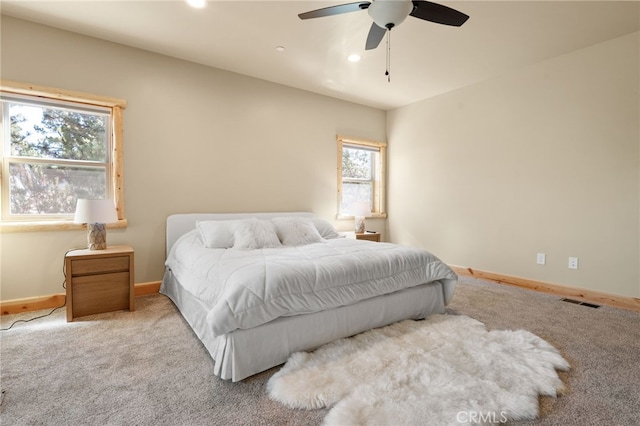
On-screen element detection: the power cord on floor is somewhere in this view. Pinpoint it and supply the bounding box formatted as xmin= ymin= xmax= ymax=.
xmin=0 ymin=304 xmax=66 ymax=331
xmin=0 ymin=247 xmax=85 ymax=331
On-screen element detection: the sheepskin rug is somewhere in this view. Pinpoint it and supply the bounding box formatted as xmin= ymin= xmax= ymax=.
xmin=267 ymin=314 xmax=569 ymax=425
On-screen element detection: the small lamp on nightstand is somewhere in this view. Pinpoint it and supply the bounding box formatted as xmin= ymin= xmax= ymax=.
xmin=74 ymin=199 xmax=118 ymax=250
xmin=351 ymin=201 xmax=372 ymax=233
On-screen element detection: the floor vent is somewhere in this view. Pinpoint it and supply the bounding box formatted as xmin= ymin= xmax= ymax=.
xmin=560 ymin=298 xmax=600 ymax=308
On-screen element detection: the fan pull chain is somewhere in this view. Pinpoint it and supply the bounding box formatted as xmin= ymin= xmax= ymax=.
xmin=385 ymin=30 xmax=391 ymax=83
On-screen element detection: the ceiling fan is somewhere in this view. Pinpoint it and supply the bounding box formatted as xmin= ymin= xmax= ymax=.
xmin=298 ymin=0 xmax=469 ymax=51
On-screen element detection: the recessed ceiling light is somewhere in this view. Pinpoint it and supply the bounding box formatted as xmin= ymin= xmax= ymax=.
xmin=186 ymin=0 xmax=206 ymax=9
xmin=275 ymin=46 xmax=286 ymax=53
xmin=347 ymin=54 xmax=361 ymax=63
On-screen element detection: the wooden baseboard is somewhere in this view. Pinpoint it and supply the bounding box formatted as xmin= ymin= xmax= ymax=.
xmin=134 ymin=281 xmax=162 ymax=296
xmin=450 ymin=265 xmax=640 ymax=312
xmin=1 ymin=281 xmax=162 ymax=315
xmin=0 ymin=294 xmax=67 ymax=316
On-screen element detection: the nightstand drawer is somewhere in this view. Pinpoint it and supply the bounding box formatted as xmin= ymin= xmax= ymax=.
xmin=355 ymin=232 xmax=381 ymax=242
xmin=71 ymin=256 xmax=130 ymax=276
xmin=72 ymin=271 xmax=130 ymax=317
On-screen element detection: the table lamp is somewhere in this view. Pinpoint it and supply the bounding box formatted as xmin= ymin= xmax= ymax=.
xmin=351 ymin=201 xmax=372 ymax=233
xmin=74 ymin=199 xmax=118 ymax=250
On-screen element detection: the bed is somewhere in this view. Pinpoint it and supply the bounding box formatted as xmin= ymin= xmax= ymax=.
xmin=160 ymin=212 xmax=458 ymax=381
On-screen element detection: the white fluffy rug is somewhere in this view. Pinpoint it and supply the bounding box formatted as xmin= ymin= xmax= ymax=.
xmin=267 ymin=314 xmax=569 ymax=426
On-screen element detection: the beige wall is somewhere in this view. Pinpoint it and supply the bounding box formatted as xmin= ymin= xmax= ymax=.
xmin=387 ymin=32 xmax=640 ymax=298
xmin=0 ymin=17 xmax=386 ymax=300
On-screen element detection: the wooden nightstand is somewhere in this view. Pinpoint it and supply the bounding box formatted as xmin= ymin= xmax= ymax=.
xmin=355 ymin=232 xmax=381 ymax=242
xmin=65 ymin=245 xmax=134 ymax=322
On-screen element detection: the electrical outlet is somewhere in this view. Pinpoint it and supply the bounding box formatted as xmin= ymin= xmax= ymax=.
xmin=536 ymin=253 xmax=546 ymax=265
xmin=568 ymin=257 xmax=579 ymax=270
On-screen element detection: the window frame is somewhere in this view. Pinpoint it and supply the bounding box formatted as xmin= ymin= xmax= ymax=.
xmin=337 ymin=135 xmax=387 ymax=220
xmin=0 ymin=80 xmax=127 ymax=232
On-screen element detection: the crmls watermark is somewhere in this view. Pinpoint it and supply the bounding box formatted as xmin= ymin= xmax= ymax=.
xmin=456 ymin=411 xmax=508 ymax=424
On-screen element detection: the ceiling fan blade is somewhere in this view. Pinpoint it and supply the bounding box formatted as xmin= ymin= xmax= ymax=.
xmin=409 ymin=0 xmax=469 ymax=27
xmin=365 ymin=22 xmax=387 ymax=50
xmin=298 ymin=2 xmax=371 ymax=20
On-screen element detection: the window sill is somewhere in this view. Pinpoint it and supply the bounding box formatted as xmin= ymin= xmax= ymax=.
xmin=0 ymin=219 xmax=128 ymax=233
xmin=336 ymin=213 xmax=387 ymax=220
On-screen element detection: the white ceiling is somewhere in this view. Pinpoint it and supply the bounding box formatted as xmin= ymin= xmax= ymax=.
xmin=1 ymin=1 xmax=638 ymax=110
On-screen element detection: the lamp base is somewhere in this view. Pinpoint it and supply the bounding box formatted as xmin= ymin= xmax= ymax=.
xmin=354 ymin=216 xmax=365 ymax=233
xmin=87 ymin=223 xmax=107 ymax=250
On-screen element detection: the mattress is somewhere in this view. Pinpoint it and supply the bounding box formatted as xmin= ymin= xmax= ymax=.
xmin=161 ymin=269 xmax=447 ymax=381
xmin=166 ymin=229 xmax=457 ymax=337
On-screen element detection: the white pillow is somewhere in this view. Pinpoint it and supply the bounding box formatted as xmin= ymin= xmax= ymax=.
xmin=196 ymin=220 xmax=239 ymax=248
xmin=312 ymin=218 xmax=342 ymax=239
xmin=232 ymin=218 xmax=282 ymax=250
xmin=271 ymin=217 xmax=324 ymax=246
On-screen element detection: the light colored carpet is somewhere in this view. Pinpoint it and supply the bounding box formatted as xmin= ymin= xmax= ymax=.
xmin=1 ymin=276 xmax=639 ymax=425
xmin=267 ymin=314 xmax=569 ymax=425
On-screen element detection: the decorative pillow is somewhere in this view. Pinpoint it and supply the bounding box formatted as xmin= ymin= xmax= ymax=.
xmin=311 ymin=218 xmax=342 ymax=239
xmin=232 ymin=218 xmax=282 ymax=250
xmin=196 ymin=220 xmax=239 ymax=248
xmin=271 ymin=217 xmax=324 ymax=246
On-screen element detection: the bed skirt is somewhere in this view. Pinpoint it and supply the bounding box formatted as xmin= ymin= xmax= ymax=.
xmin=161 ymin=268 xmax=446 ymax=381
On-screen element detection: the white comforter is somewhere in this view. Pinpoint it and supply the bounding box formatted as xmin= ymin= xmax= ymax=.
xmin=166 ymin=231 xmax=457 ymax=337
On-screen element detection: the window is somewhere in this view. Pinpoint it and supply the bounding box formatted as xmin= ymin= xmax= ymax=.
xmin=0 ymin=81 xmax=127 ymax=231
xmin=337 ymin=135 xmax=387 ymax=218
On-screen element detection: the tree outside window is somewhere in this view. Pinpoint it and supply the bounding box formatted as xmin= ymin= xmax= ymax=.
xmin=337 ymin=136 xmax=387 ymax=218
xmin=6 ymin=100 xmax=110 ymax=216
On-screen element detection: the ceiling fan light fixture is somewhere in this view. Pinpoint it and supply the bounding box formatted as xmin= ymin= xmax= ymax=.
xmin=367 ymin=0 xmax=413 ymax=29
xmin=298 ymin=0 xmax=469 ymax=53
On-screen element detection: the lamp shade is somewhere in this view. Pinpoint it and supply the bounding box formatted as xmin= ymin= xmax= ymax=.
xmin=73 ymin=199 xmax=118 ymax=224
xmin=351 ymin=201 xmax=372 ymax=218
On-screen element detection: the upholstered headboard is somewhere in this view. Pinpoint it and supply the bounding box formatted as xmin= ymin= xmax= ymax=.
xmin=165 ymin=212 xmax=315 ymax=257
